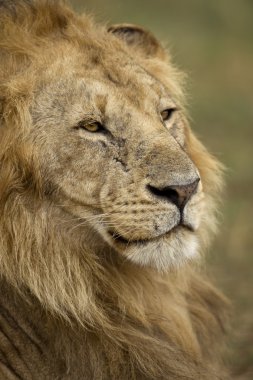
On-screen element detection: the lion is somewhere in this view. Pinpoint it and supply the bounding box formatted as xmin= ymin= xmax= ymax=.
xmin=0 ymin=1 xmax=229 ymax=379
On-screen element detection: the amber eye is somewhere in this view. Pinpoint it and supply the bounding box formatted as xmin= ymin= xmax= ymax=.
xmin=161 ymin=108 xmax=176 ymax=122
xmin=76 ymin=121 xmax=104 ymax=133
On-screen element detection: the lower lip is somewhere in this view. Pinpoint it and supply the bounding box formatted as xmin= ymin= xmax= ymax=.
xmin=108 ymin=224 xmax=194 ymax=246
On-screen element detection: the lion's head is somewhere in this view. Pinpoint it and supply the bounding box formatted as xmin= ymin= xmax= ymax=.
xmin=30 ymin=29 xmax=203 ymax=271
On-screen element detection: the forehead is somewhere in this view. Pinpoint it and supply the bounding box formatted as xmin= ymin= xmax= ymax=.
xmin=38 ymin=46 xmax=170 ymax=115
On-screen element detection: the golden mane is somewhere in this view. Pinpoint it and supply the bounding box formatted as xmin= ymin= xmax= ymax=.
xmin=0 ymin=1 xmax=228 ymax=379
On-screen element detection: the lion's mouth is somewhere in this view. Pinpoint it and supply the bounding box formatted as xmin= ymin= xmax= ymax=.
xmin=107 ymin=223 xmax=194 ymax=246
xmin=108 ymin=231 xmax=148 ymax=245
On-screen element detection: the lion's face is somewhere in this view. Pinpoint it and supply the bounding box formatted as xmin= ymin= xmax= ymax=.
xmin=28 ymin=29 xmax=204 ymax=271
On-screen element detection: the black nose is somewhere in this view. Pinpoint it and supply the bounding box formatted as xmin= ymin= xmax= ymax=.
xmin=147 ymin=178 xmax=200 ymax=210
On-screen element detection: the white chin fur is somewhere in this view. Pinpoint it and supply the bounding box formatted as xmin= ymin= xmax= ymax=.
xmin=122 ymin=231 xmax=199 ymax=272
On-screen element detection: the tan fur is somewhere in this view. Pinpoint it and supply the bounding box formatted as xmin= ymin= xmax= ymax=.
xmin=0 ymin=1 xmax=229 ymax=379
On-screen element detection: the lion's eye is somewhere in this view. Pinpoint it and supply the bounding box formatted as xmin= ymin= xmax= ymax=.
xmin=161 ymin=108 xmax=176 ymax=122
xmin=76 ymin=121 xmax=104 ymax=133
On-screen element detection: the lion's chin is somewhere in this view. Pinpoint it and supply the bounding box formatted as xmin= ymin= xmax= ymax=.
xmin=108 ymin=228 xmax=200 ymax=272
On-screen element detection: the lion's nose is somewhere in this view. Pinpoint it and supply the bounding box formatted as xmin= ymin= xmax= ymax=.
xmin=147 ymin=178 xmax=200 ymax=210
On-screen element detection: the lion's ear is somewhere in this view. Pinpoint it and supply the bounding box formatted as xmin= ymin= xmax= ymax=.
xmin=107 ymin=23 xmax=166 ymax=59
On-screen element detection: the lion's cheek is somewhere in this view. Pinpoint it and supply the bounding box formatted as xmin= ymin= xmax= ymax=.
xmin=52 ymin=170 xmax=103 ymax=208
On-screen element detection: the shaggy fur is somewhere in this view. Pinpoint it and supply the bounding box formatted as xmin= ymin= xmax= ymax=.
xmin=0 ymin=1 xmax=229 ymax=379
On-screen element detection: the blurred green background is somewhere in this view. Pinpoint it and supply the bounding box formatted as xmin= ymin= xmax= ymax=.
xmin=71 ymin=1 xmax=253 ymax=377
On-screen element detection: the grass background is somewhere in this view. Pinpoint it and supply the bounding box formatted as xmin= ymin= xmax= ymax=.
xmin=70 ymin=1 xmax=253 ymax=377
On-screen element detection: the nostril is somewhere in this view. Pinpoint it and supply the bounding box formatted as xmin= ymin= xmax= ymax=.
xmin=147 ymin=185 xmax=179 ymax=204
xmin=164 ymin=188 xmax=180 ymax=205
xmin=147 ymin=178 xmax=199 ymax=210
